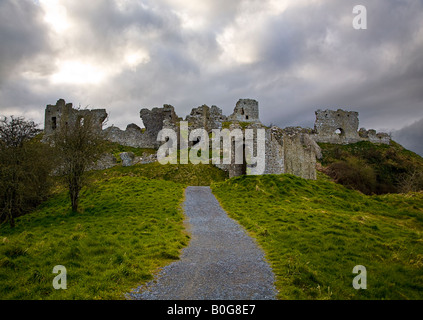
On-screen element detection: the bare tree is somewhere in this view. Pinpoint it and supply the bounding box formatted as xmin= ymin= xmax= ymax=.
xmin=0 ymin=116 xmax=53 ymax=227
xmin=51 ymin=111 xmax=107 ymax=212
xmin=398 ymin=169 xmax=423 ymax=193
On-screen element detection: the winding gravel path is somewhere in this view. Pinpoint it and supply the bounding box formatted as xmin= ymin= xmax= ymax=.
xmin=127 ymin=186 xmax=277 ymax=300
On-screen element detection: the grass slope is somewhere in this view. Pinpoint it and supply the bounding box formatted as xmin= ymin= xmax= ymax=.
xmin=212 ymin=174 xmax=423 ymax=300
xmin=94 ymin=162 xmax=228 ymax=186
xmin=0 ymin=175 xmax=189 ymax=299
xmin=0 ymin=161 xmax=227 ymax=300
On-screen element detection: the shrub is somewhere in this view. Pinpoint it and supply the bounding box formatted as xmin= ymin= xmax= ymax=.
xmin=326 ymin=157 xmax=378 ymax=195
xmin=398 ymin=169 xmax=423 ymax=193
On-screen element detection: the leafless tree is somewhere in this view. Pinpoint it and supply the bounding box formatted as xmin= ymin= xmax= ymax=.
xmin=398 ymin=169 xmax=423 ymax=193
xmin=51 ymin=112 xmax=107 ymax=212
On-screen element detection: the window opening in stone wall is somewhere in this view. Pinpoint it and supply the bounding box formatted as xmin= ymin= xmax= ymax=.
xmin=335 ymin=128 xmax=344 ymax=136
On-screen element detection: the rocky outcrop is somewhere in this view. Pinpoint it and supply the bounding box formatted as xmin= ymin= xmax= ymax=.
xmin=120 ymin=152 xmax=135 ymax=167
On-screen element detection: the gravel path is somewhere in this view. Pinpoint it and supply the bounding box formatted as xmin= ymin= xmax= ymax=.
xmin=127 ymin=186 xmax=277 ymax=300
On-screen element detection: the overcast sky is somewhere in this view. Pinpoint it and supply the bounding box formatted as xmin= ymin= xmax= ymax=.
xmin=1 ymin=0 xmax=423 ymax=154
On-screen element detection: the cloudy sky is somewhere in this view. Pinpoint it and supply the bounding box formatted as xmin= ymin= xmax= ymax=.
xmin=1 ymin=0 xmax=423 ymax=154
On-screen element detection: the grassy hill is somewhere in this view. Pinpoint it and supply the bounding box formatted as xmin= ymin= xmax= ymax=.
xmin=0 ymin=162 xmax=227 ymax=299
xmin=1 ymin=140 xmax=423 ymax=300
xmin=212 ymin=174 xmax=423 ymax=299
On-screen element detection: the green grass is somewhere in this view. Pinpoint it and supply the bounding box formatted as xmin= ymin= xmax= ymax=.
xmin=0 ymin=176 xmax=189 ymax=299
xmin=3 ymin=138 xmax=422 ymax=300
xmin=211 ymin=174 xmax=423 ymax=300
xmin=105 ymin=141 xmax=156 ymax=164
xmin=0 ymin=160 xmax=227 ymax=299
xmin=91 ymin=162 xmax=228 ymax=186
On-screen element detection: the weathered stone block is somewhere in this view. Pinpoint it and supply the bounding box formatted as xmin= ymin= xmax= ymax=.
xmin=120 ymin=152 xmax=135 ymax=167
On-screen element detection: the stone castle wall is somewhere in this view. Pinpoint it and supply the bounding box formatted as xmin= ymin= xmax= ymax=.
xmin=44 ymin=99 xmax=107 ymax=136
xmin=228 ymin=99 xmax=260 ymax=123
xmin=43 ymin=98 xmax=390 ymax=180
xmin=312 ymin=108 xmax=390 ymax=145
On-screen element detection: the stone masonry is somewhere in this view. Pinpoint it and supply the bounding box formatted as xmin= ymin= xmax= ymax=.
xmin=43 ymin=98 xmax=390 ymax=180
xmin=44 ymin=99 xmax=107 ymax=136
xmin=228 ymin=99 xmax=260 ymax=123
xmin=312 ymin=109 xmax=390 ymax=145
xmin=312 ymin=109 xmax=361 ymax=144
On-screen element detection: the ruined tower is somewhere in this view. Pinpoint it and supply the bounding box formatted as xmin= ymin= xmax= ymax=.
xmin=44 ymin=99 xmax=107 ymax=136
xmin=228 ymin=99 xmax=260 ymax=123
xmin=313 ymin=109 xmax=361 ymax=144
xmin=312 ymin=108 xmax=390 ymax=145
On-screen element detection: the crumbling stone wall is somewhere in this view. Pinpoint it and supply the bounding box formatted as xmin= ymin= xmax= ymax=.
xmin=264 ymin=127 xmax=284 ymax=175
xmin=140 ymin=105 xmax=179 ymax=141
xmin=312 ymin=108 xmax=390 ymax=145
xmin=313 ymin=109 xmax=361 ymax=144
xmin=216 ymin=123 xmax=321 ymax=180
xmin=228 ymin=99 xmax=260 ymax=123
xmin=103 ymin=123 xmax=155 ymax=148
xmin=263 ymin=126 xmax=321 ymax=179
xmin=44 ymin=98 xmax=389 ymax=180
xmin=104 ymin=104 xmax=180 ymax=149
xmin=281 ymin=127 xmax=321 ymax=180
xmin=103 ymin=98 xmax=321 ymax=180
xmin=358 ymin=128 xmax=391 ymax=144
xmin=185 ymin=105 xmax=227 ymax=133
xmin=44 ymin=99 xmax=107 ymax=136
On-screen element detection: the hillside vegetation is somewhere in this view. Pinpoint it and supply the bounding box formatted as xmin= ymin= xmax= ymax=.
xmin=95 ymin=161 xmax=228 ymax=186
xmin=212 ymin=174 xmax=423 ymax=299
xmin=318 ymin=141 xmax=423 ymax=194
xmin=2 ymin=138 xmax=423 ymax=300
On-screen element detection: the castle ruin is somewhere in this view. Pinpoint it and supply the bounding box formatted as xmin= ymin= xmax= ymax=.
xmin=228 ymin=99 xmax=260 ymax=123
xmin=43 ymin=98 xmax=390 ymax=180
xmin=44 ymin=99 xmax=107 ymax=136
xmin=312 ymin=109 xmax=390 ymax=145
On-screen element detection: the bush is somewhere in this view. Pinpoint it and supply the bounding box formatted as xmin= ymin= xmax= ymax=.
xmin=398 ymin=169 xmax=423 ymax=193
xmin=325 ymin=157 xmax=378 ymax=195
xmin=0 ymin=117 xmax=55 ymax=227
xmin=319 ymin=141 xmax=423 ymax=194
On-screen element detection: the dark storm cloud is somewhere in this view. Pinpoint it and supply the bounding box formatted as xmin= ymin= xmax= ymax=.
xmin=0 ymin=0 xmax=50 ymax=83
xmin=392 ymin=118 xmax=423 ymax=156
xmin=247 ymin=0 xmax=423 ymax=130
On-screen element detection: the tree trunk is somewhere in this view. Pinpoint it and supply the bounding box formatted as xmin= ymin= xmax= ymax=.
xmin=71 ymin=191 xmax=79 ymax=212
xmin=69 ymin=170 xmax=82 ymax=213
xmin=8 ymin=213 xmax=15 ymax=228
xmin=7 ymin=202 xmax=15 ymax=228
xmin=69 ymin=183 xmax=79 ymax=213
xmin=6 ymin=190 xmax=16 ymax=228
